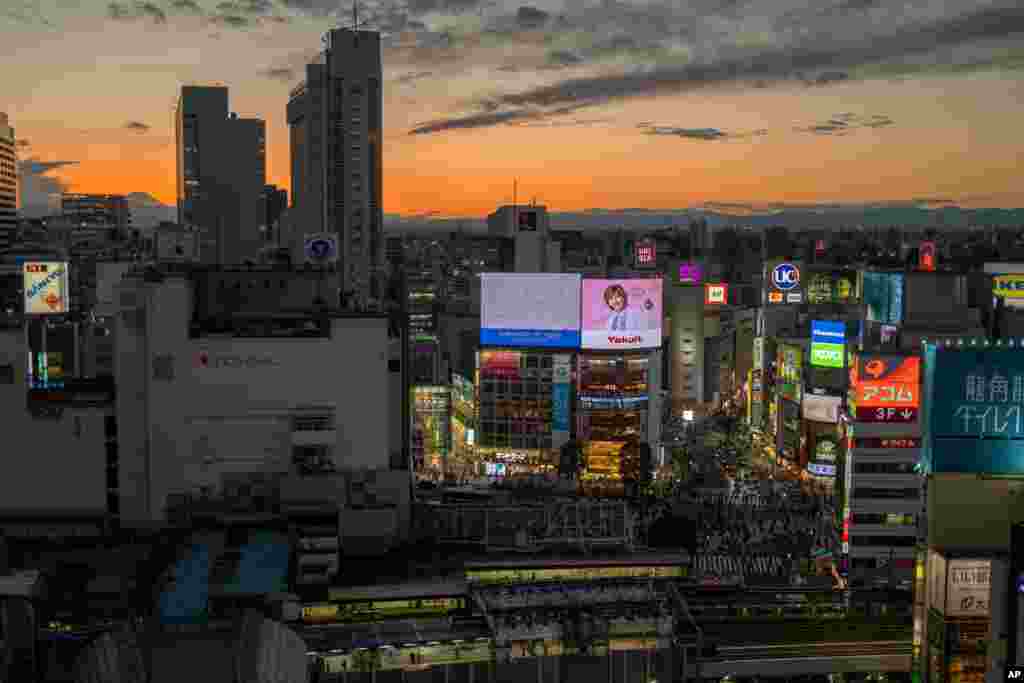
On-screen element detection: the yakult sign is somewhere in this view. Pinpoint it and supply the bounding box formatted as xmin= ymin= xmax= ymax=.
xmin=581 ymin=278 xmax=663 ymax=350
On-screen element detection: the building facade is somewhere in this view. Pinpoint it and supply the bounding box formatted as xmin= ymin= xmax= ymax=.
xmin=287 ymin=29 xmax=384 ymax=304
xmin=60 ymin=194 xmax=131 ymax=233
xmin=0 ymin=113 xmax=16 ymax=251
xmin=175 ymin=86 xmax=266 ymax=265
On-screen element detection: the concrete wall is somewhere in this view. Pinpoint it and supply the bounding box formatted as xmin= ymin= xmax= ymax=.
xmin=0 ymin=329 xmax=107 ymax=514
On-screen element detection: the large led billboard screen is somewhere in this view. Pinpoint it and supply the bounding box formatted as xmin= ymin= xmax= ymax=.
xmin=23 ymin=261 xmax=70 ymax=315
xmin=849 ymin=354 xmax=920 ymax=423
xmin=862 ymin=272 xmax=904 ymax=324
xmin=481 ymin=273 xmax=581 ymax=348
xmin=926 ymin=347 xmax=1024 ymax=474
xmin=581 ymin=278 xmax=663 ymax=350
xmin=811 ymin=320 xmax=845 ymax=368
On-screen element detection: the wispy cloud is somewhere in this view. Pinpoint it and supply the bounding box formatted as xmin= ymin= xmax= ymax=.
xmin=795 ymin=113 xmax=894 ymax=135
xmin=639 ymin=124 xmax=768 ymax=141
xmin=410 ymin=2 xmax=1024 ymax=135
xmin=107 ymin=1 xmax=167 ymax=24
xmin=262 ymin=67 xmax=297 ymax=82
xmin=15 ymin=139 xmax=31 ymax=149
xmin=124 ymin=120 xmax=151 ymax=133
xmin=396 ymin=70 xmax=434 ymax=85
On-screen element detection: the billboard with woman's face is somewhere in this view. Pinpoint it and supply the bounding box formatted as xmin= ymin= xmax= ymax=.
xmin=581 ymin=279 xmax=663 ymax=350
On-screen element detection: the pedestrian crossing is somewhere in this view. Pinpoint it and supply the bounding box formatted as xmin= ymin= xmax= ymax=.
xmin=695 ymin=554 xmax=787 ymax=578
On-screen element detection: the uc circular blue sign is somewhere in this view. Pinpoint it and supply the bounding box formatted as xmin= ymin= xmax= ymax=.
xmin=772 ymin=263 xmax=800 ymax=291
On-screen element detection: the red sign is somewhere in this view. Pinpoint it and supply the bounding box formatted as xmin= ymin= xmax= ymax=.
xmin=850 ymin=355 xmax=921 ymax=409
xmin=815 ymin=239 xmax=826 ymax=256
xmin=855 ymin=406 xmax=919 ymax=423
xmin=634 ymin=240 xmax=656 ymax=266
xmin=704 ymin=283 xmax=728 ymax=305
xmin=854 ymin=437 xmax=920 ymax=449
xmin=768 ymin=291 xmax=783 ymax=304
xmin=24 ymin=263 xmax=49 ymax=273
xmin=480 ymin=350 xmax=521 ymax=378
xmin=919 ymin=241 xmax=936 ymax=271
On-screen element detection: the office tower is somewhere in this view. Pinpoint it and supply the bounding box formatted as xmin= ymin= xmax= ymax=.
xmin=287 ymin=28 xmax=384 ymax=303
xmin=175 ymin=86 xmax=266 ymax=265
xmin=0 ymin=113 xmax=16 ymax=251
xmin=264 ymin=184 xmax=287 ymax=241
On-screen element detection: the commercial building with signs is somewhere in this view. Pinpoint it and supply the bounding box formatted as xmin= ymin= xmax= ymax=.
xmin=411 ymin=385 xmax=450 ymax=476
xmin=113 ymin=270 xmax=391 ymax=524
xmin=842 ymin=352 xmax=923 ymax=578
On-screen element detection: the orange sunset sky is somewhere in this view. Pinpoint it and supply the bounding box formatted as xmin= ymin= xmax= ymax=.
xmin=4 ymin=0 xmax=1024 ymax=218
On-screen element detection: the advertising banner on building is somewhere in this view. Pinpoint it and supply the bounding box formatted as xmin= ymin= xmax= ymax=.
xmin=764 ymin=260 xmax=804 ymax=305
xmin=581 ymin=278 xmax=663 ymax=350
xmin=803 ymin=394 xmax=841 ymax=423
xmin=704 ymin=282 xmax=728 ymax=306
xmin=919 ymin=241 xmax=937 ymax=272
xmin=805 ymin=269 xmax=859 ymax=305
xmin=926 ymin=346 xmax=1024 ymax=474
xmin=862 ymin=272 xmax=905 ymax=324
xmin=807 ymin=429 xmax=839 ymax=477
xmin=811 ymin=320 xmax=846 ymax=368
xmin=945 ymin=559 xmax=991 ymax=618
xmin=849 ymin=354 xmax=920 ymax=423
xmin=634 ymin=239 xmax=656 ymax=268
xmin=777 ymin=344 xmax=803 ymax=403
xmin=480 ymin=273 xmax=582 ymax=348
xmin=552 ymin=355 xmax=571 ymax=447
xmin=23 ymin=261 xmax=70 ymax=315
xmin=479 ymin=350 xmax=521 ymax=378
xmin=993 ymin=274 xmax=1024 ymax=300
xmin=677 ymin=262 xmax=702 ymax=286
xmin=781 ymin=399 xmax=802 ymax=459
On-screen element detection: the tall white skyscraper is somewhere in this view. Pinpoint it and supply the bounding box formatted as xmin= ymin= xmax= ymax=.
xmin=0 ymin=113 xmax=17 ymax=251
xmin=287 ymin=28 xmax=384 ymax=303
xmin=175 ymin=86 xmax=266 ymax=265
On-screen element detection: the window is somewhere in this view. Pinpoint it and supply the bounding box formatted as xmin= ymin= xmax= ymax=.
xmin=851 ymin=487 xmax=919 ymax=500
xmin=853 ymin=462 xmax=916 ymax=475
xmin=850 ymin=535 xmax=917 ymax=547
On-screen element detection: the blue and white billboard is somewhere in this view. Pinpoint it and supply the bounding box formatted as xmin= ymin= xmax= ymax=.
xmin=810 ymin=320 xmax=846 ymax=368
xmin=480 ymin=273 xmax=582 ymax=348
xmin=925 ymin=345 xmax=1024 ymax=474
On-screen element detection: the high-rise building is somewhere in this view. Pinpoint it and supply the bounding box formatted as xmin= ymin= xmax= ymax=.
xmin=264 ymin=184 xmax=288 ymax=244
xmin=175 ymin=86 xmax=266 ymax=265
xmin=287 ymin=28 xmax=384 ymax=304
xmin=0 ymin=113 xmax=17 ymax=251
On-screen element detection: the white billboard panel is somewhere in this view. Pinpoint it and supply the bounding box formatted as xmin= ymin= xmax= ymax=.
xmin=946 ymin=558 xmax=991 ymax=617
xmin=803 ymin=394 xmax=842 ymax=424
xmin=23 ymin=261 xmax=70 ymax=315
xmin=480 ymin=273 xmax=581 ymax=348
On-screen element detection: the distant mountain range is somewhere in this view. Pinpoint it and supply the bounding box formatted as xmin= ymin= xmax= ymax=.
xmin=125 ymin=193 xmax=177 ymax=231
xmin=385 ymin=206 xmax=1024 ymax=233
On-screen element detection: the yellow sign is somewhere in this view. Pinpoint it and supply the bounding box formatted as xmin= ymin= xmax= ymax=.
xmin=993 ymin=274 xmax=1024 ymax=299
xmin=23 ymin=261 xmax=70 ymax=315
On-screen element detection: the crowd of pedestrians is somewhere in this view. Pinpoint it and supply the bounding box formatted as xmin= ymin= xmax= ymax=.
xmin=680 ymin=480 xmax=840 ymax=584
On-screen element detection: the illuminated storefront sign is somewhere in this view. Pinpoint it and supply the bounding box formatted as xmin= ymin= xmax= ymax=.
xmin=678 ymin=262 xmax=702 ymax=286
xmin=994 ymin=274 xmax=1024 ymax=299
xmin=479 ymin=350 xmax=521 ymax=378
xmin=704 ymin=283 xmax=728 ymax=305
xmin=919 ymin=241 xmax=936 ymax=272
xmin=777 ymin=344 xmax=803 ymax=403
xmin=810 ymin=320 xmax=846 ymax=368
xmin=805 ymin=270 xmax=858 ymax=305
xmin=552 ymin=355 xmax=571 ymax=447
xmin=849 ymin=354 xmax=920 ymax=423
xmin=854 ymin=437 xmax=920 ymax=449
xmin=945 ymin=559 xmax=991 ymax=617
xmin=765 ymin=261 xmax=804 ymax=305
xmin=634 ymin=240 xmax=656 ymax=267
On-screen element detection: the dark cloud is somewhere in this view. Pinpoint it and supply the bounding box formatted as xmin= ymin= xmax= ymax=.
xmin=639 ymin=124 xmax=768 ymax=140
xmin=17 ymin=159 xmax=78 ymax=215
xmin=262 ymin=67 xmax=296 ymax=81
xmin=396 ymin=70 xmax=433 ymax=84
xmin=795 ymin=112 xmax=894 ymax=135
xmin=413 ymin=2 xmax=1024 ymax=134
xmin=107 ymin=1 xmax=168 ymax=23
xmin=547 ymin=50 xmax=583 ymax=67
xmin=170 ymin=0 xmax=203 ymax=12
xmin=124 ymin=120 xmax=151 ymax=132
xmin=410 ymin=109 xmax=540 ymax=135
xmin=516 ymin=6 xmax=549 ymax=29
xmin=210 ymin=13 xmax=251 ymax=27
xmin=217 ymin=0 xmax=274 ymax=13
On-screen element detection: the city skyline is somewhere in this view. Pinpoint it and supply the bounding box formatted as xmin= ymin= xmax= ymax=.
xmin=4 ymin=0 xmax=1024 ymax=218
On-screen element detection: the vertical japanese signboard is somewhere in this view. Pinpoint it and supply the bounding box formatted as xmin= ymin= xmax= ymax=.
xmin=552 ymin=355 xmax=572 ymax=448
xmin=926 ymin=347 xmax=1024 ymax=474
